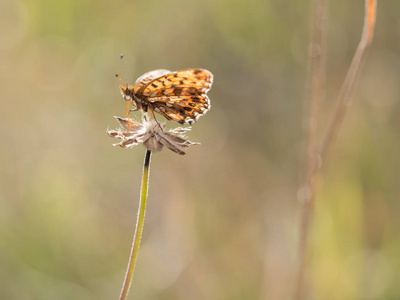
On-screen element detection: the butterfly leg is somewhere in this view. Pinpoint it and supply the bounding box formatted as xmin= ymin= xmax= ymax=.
xmin=149 ymin=109 xmax=163 ymax=129
xmin=124 ymin=102 xmax=133 ymax=132
xmin=125 ymin=102 xmax=138 ymax=131
xmin=124 ymin=101 xmax=130 ymax=118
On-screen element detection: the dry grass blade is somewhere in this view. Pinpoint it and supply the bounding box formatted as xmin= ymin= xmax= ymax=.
xmin=296 ymin=1 xmax=377 ymax=299
xmin=295 ymin=0 xmax=327 ymax=299
xmin=321 ymin=0 xmax=377 ymax=161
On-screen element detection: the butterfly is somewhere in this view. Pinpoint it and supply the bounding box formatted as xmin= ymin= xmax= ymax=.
xmin=117 ymin=69 xmax=213 ymax=124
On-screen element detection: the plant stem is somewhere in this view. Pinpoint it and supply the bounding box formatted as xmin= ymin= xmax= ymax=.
xmin=119 ymin=150 xmax=152 ymax=300
xmin=295 ymin=0 xmax=327 ymax=299
xmin=321 ymin=0 xmax=377 ymax=161
xmin=295 ymin=1 xmax=377 ymax=299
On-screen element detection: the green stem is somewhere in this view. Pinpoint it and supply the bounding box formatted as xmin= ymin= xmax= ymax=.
xmin=119 ymin=150 xmax=152 ymax=300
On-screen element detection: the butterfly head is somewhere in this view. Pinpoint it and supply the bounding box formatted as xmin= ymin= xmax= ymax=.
xmin=116 ymin=72 xmax=138 ymax=110
xmin=119 ymin=85 xmax=132 ymax=100
xmin=119 ymin=85 xmax=138 ymax=110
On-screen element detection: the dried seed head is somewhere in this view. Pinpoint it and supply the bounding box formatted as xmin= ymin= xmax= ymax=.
xmin=107 ymin=117 xmax=199 ymax=155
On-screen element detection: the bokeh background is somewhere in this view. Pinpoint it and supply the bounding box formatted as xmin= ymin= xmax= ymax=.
xmin=1 ymin=0 xmax=400 ymax=299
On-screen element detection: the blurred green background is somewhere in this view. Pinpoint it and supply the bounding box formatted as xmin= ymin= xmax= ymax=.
xmin=1 ymin=0 xmax=400 ymax=299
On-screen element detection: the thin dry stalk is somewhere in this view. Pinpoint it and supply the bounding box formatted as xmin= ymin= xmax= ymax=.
xmin=321 ymin=0 xmax=377 ymax=160
xmin=295 ymin=0 xmax=327 ymax=299
xmin=296 ymin=1 xmax=377 ymax=299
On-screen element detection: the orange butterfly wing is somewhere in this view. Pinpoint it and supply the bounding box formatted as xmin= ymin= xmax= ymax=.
xmin=136 ymin=69 xmax=213 ymax=124
xmin=149 ymin=95 xmax=211 ymax=124
xmin=131 ymin=69 xmax=171 ymax=93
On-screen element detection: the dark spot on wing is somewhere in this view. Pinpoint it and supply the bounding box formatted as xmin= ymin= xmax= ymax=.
xmin=190 ymin=96 xmax=201 ymax=103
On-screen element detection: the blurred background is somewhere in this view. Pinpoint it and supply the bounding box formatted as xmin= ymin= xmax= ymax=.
xmin=1 ymin=0 xmax=400 ymax=299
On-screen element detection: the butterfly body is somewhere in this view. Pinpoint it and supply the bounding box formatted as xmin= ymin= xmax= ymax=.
xmin=119 ymin=69 xmax=213 ymax=124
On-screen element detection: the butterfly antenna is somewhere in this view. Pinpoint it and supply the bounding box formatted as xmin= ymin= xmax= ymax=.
xmin=120 ymin=54 xmax=128 ymax=84
xmin=115 ymin=54 xmax=129 ymax=86
xmin=115 ymin=73 xmax=126 ymax=85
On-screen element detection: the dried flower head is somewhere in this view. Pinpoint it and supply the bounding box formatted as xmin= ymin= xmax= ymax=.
xmin=107 ymin=117 xmax=199 ymax=155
